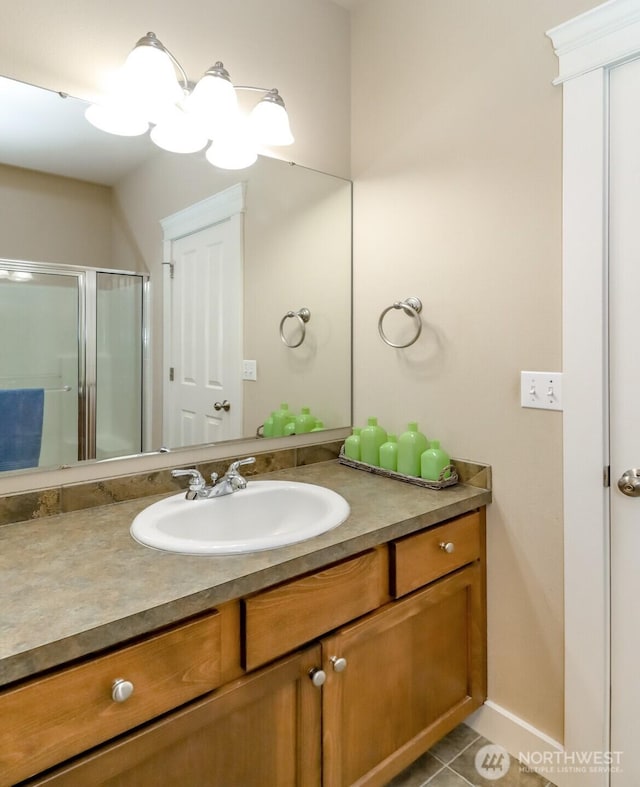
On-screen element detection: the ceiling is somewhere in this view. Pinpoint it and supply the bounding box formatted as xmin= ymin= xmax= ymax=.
xmin=0 ymin=76 xmax=158 ymax=186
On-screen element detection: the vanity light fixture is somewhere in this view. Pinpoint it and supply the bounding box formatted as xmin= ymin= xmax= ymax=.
xmin=85 ymin=32 xmax=294 ymax=169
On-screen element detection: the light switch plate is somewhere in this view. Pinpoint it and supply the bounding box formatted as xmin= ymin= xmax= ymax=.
xmin=243 ymin=360 xmax=257 ymax=381
xmin=520 ymin=371 xmax=563 ymax=411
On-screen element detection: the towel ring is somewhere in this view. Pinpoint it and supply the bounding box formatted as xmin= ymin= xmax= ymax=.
xmin=280 ymin=307 xmax=311 ymax=348
xmin=378 ymin=297 xmax=423 ymax=348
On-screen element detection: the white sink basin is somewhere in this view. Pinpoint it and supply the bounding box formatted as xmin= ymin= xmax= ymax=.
xmin=130 ymin=480 xmax=350 ymax=555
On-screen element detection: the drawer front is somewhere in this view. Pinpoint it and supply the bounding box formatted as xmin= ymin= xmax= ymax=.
xmin=390 ymin=511 xmax=482 ymax=598
xmin=242 ymin=548 xmax=388 ymax=671
xmin=0 ymin=611 xmax=221 ymax=787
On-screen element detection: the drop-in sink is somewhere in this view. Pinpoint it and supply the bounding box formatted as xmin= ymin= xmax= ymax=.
xmin=130 ymin=480 xmax=350 ymax=556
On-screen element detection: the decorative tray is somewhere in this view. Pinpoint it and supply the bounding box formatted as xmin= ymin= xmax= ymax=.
xmin=338 ymin=446 xmax=459 ymax=490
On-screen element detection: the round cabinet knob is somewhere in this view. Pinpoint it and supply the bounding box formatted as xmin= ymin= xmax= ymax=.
xmin=439 ymin=541 xmax=455 ymax=554
xmin=618 ymin=469 xmax=640 ymax=497
xmin=111 ymin=678 xmax=134 ymax=703
xmin=330 ymin=656 xmax=347 ymax=672
xmin=308 ymin=668 xmax=326 ymax=687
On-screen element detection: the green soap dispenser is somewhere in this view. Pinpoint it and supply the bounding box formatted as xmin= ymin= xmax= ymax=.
xmin=420 ymin=440 xmax=452 ymax=481
xmin=295 ymin=406 xmax=316 ymax=434
xmin=344 ymin=427 xmax=361 ymax=460
xmin=271 ymin=403 xmax=291 ymax=437
xmin=397 ymin=422 xmax=428 ymax=477
xmin=360 ymin=417 xmax=388 ymax=466
xmin=379 ymin=434 xmax=398 ymax=472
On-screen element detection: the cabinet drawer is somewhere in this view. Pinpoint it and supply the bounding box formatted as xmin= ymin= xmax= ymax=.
xmin=242 ymin=548 xmax=388 ymax=671
xmin=390 ymin=511 xmax=482 ymax=598
xmin=0 ymin=611 xmax=221 ymax=787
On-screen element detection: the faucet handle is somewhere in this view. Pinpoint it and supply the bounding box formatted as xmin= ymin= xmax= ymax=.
xmin=228 ymin=456 xmax=256 ymax=474
xmin=171 ymin=468 xmax=206 ymax=489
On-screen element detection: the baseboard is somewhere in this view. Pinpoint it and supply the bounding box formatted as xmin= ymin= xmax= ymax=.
xmin=467 ymin=700 xmax=568 ymax=786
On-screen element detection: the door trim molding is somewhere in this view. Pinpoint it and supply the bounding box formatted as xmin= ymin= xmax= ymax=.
xmin=547 ymin=2 xmax=640 ymax=784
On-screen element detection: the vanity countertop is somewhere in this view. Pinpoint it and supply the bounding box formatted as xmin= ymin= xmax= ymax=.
xmin=0 ymin=460 xmax=491 ymax=688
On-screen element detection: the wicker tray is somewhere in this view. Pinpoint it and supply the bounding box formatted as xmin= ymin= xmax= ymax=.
xmin=338 ymin=446 xmax=458 ymax=490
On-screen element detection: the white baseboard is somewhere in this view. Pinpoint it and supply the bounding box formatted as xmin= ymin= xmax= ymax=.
xmin=466 ymin=700 xmax=572 ymax=787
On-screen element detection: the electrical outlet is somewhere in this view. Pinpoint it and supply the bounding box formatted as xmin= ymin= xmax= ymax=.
xmin=520 ymin=371 xmax=563 ymax=411
xmin=243 ymin=360 xmax=257 ymax=381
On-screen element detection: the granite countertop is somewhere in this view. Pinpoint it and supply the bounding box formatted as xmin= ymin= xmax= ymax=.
xmin=0 ymin=460 xmax=491 ymax=689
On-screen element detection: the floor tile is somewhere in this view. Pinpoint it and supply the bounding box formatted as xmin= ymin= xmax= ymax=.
xmin=428 ymin=724 xmax=481 ymax=765
xmin=386 ymin=751 xmax=444 ymax=786
xmin=425 ymin=767 xmax=475 ymax=786
xmin=448 ymin=736 xmax=550 ymax=787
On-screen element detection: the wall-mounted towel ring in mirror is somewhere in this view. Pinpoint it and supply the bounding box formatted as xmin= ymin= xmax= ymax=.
xmin=378 ymin=296 xmax=423 ymax=348
xmin=280 ymin=307 xmax=311 ymax=348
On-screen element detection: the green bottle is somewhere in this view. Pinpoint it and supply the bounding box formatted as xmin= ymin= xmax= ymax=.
xmin=284 ymin=420 xmax=296 ymax=435
xmin=379 ymin=434 xmax=398 ymax=471
xmin=344 ymin=427 xmax=361 ymax=460
xmin=311 ymin=420 xmax=325 ymax=432
xmin=360 ymin=417 xmax=388 ymax=466
xmin=397 ymin=422 xmax=428 ymax=477
xmin=295 ymin=406 xmax=316 ymax=434
xmin=272 ymin=403 xmax=291 ymax=437
xmin=263 ymin=413 xmax=275 ymax=438
xmin=420 ymin=440 xmax=452 ymax=481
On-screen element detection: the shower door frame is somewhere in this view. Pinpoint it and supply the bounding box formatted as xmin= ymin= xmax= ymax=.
xmin=0 ymin=258 xmax=149 ymax=464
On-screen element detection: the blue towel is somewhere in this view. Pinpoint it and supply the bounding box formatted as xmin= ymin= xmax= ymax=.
xmin=0 ymin=388 xmax=45 ymax=471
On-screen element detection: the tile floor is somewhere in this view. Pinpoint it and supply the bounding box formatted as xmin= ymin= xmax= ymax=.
xmin=386 ymin=724 xmax=557 ymax=787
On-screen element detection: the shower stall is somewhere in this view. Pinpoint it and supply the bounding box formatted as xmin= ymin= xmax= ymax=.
xmin=0 ymin=260 xmax=148 ymax=471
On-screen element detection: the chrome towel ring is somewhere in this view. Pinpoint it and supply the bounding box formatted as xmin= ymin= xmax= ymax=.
xmin=280 ymin=307 xmax=311 ymax=348
xmin=378 ymin=296 xmax=423 ymax=348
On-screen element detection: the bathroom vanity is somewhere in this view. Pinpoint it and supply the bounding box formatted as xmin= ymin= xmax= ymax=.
xmin=0 ymin=459 xmax=490 ymax=786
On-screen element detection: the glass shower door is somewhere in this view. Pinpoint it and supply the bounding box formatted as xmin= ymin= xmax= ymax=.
xmin=95 ymin=272 xmax=144 ymax=459
xmin=0 ymin=268 xmax=80 ymax=469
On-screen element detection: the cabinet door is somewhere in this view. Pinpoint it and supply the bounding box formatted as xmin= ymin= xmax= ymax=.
xmin=321 ymin=564 xmax=486 ymax=787
xmin=31 ymin=646 xmax=322 ymax=787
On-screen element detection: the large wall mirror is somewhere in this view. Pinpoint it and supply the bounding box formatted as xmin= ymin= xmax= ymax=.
xmin=0 ymin=75 xmax=352 ymax=477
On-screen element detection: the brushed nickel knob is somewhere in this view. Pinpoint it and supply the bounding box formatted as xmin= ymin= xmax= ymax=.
xmin=618 ymin=469 xmax=640 ymax=497
xmin=214 ymin=400 xmax=231 ymax=412
xmin=309 ymin=668 xmax=326 ymax=687
xmin=111 ymin=678 xmax=134 ymax=703
xmin=439 ymin=541 xmax=455 ymax=554
xmin=330 ymin=656 xmax=347 ymax=672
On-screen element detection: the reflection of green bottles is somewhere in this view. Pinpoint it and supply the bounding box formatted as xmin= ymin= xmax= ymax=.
xmin=360 ymin=417 xmax=387 ymax=466
xmin=344 ymin=427 xmax=361 ymax=460
xmin=379 ymin=434 xmax=398 ymax=471
xmin=397 ymin=422 xmax=428 ymax=477
xmin=263 ymin=413 xmax=275 ymax=438
xmin=421 ymin=440 xmax=451 ymax=481
xmin=272 ymin=403 xmax=291 ymax=437
xmin=311 ymin=420 xmax=325 ymax=431
xmin=295 ymin=406 xmax=316 ymax=434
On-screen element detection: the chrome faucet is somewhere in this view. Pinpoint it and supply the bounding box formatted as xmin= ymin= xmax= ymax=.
xmin=171 ymin=457 xmax=256 ymax=499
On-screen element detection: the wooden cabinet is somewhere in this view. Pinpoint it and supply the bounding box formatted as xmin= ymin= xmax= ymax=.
xmin=15 ymin=508 xmax=486 ymax=787
xmin=30 ymin=647 xmax=323 ymax=787
xmin=322 ymin=564 xmax=485 ymax=787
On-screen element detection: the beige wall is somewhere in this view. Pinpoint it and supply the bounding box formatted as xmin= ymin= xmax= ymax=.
xmin=0 ymin=0 xmax=351 ymax=178
xmin=350 ymin=0 xmax=598 ymax=742
xmin=0 ymin=164 xmax=113 ymax=268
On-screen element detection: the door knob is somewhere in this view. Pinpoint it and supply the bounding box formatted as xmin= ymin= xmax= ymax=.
xmin=214 ymin=400 xmax=231 ymax=412
xmin=618 ymin=469 xmax=640 ymax=497
xmin=308 ymin=667 xmax=326 ymax=687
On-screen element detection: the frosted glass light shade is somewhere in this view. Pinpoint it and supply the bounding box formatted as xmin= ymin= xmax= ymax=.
xmin=187 ymin=70 xmax=238 ymax=138
xmin=120 ymin=41 xmax=184 ymax=123
xmin=85 ymin=103 xmax=149 ymax=136
xmin=250 ymin=96 xmax=294 ymax=146
xmin=150 ymin=109 xmax=209 ymax=153
xmin=206 ymin=124 xmax=258 ymax=170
